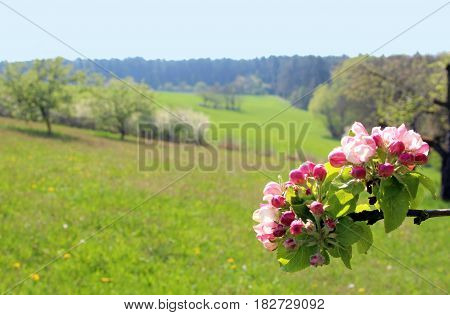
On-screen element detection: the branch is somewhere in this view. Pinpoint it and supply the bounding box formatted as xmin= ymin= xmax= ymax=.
xmin=434 ymin=99 xmax=448 ymax=109
xmin=349 ymin=209 xmax=450 ymax=226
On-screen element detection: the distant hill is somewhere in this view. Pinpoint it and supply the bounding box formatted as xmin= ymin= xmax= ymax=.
xmin=0 ymin=55 xmax=347 ymax=108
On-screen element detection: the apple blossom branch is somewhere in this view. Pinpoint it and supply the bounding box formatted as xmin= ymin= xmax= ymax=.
xmin=349 ymin=209 xmax=450 ymax=226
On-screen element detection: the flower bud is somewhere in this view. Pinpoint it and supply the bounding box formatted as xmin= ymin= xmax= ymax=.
xmin=372 ymin=134 xmax=383 ymax=147
xmin=414 ymin=153 xmax=428 ymax=165
xmin=290 ymin=220 xmax=304 ymax=235
xmin=283 ymin=238 xmax=297 ymax=250
xmin=313 ymin=164 xmax=327 ymax=181
xmin=272 ymin=223 xmax=286 ymax=237
xmin=324 ymin=218 xmax=337 ymax=230
xmin=304 ymin=219 xmax=316 ymax=233
xmin=305 ymin=188 xmax=312 ymax=195
xmin=280 ymin=211 xmax=296 ymax=226
xmin=398 ymin=152 xmax=414 ymax=165
xmin=310 ymin=253 xmax=325 ymax=267
xmin=309 ymin=201 xmax=324 ymax=216
xmin=350 ymin=165 xmax=366 ymax=179
xmin=271 ymin=195 xmax=286 ymax=208
xmin=299 ymin=161 xmax=315 ymax=176
xmin=289 ymin=169 xmax=306 ymax=185
xmin=378 ymin=162 xmax=394 ymax=177
xmin=388 ymin=141 xmax=405 ymax=155
xmin=328 ymin=147 xmax=347 ymax=168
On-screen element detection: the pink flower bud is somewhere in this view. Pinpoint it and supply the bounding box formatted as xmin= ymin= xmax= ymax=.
xmin=272 ymin=223 xmax=286 ymax=237
xmin=414 ymin=153 xmax=428 ymax=165
xmin=312 ymin=164 xmax=327 ymax=181
xmin=280 ymin=211 xmax=296 ymax=226
xmin=271 ymin=195 xmax=286 ymax=208
xmin=309 ymin=201 xmax=324 ymax=216
xmin=350 ymin=165 xmax=366 ymax=179
xmin=388 ymin=141 xmax=405 ymax=155
xmin=328 ymin=147 xmax=347 ymax=168
xmin=289 ymin=169 xmax=306 ymax=184
xmin=310 ymin=253 xmax=325 ymax=267
xmin=324 ymin=218 xmax=337 ymax=230
xmin=372 ymin=134 xmax=383 ymax=147
xmin=299 ymin=161 xmax=316 ymax=176
xmin=398 ymin=152 xmax=414 ymax=165
xmin=290 ymin=220 xmax=304 ymax=235
xmin=378 ymin=163 xmax=394 ymax=177
xmin=305 ymin=188 xmax=312 ymax=195
xmin=283 ymin=238 xmax=297 ymax=250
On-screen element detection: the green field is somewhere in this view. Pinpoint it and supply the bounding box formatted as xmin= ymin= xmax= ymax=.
xmin=0 ymin=93 xmax=449 ymax=294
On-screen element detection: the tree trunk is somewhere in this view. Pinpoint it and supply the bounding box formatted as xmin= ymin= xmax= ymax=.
xmin=39 ymin=106 xmax=52 ymax=135
xmin=442 ymin=152 xmax=450 ymax=200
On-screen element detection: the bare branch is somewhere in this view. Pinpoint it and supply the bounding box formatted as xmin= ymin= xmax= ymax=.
xmin=349 ymin=209 xmax=450 ymax=226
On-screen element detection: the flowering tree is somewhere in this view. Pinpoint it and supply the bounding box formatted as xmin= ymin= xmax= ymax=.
xmin=252 ymin=122 xmax=448 ymax=271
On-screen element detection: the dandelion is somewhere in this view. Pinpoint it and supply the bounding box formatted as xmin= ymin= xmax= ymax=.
xmin=358 ymin=288 xmax=366 ymax=294
xmin=100 ymin=277 xmax=112 ymax=283
xmin=227 ymin=257 xmax=235 ymax=263
xmin=193 ymin=247 xmax=201 ymax=255
xmin=48 ymin=187 xmax=55 ymax=192
xmin=13 ymin=262 xmax=21 ymax=269
xmin=31 ymin=273 xmax=40 ymax=281
xmin=63 ymin=253 xmax=71 ymax=260
xmin=230 ymin=265 xmax=237 ymax=270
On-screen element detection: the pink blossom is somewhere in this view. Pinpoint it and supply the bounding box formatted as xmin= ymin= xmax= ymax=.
xmin=304 ymin=219 xmax=316 ymax=233
xmin=271 ymin=195 xmax=286 ymax=208
xmin=378 ymin=163 xmax=394 ymax=177
xmin=388 ymin=141 xmax=405 ymax=155
xmin=351 ymin=122 xmax=369 ymax=136
xmin=257 ymin=234 xmax=278 ymax=251
xmin=252 ymin=204 xmax=278 ymax=223
xmin=399 ymin=152 xmax=414 ymax=165
xmin=310 ymin=253 xmax=325 ymax=267
xmin=324 ymin=218 xmax=337 ymax=230
xmin=280 ymin=211 xmax=296 ymax=226
xmin=263 ymin=181 xmax=282 ymax=202
xmin=290 ymin=220 xmax=305 ymax=235
xmin=351 ymin=165 xmax=366 ymax=179
xmin=299 ymin=161 xmax=316 ymax=176
xmin=371 ymin=124 xmax=429 ymax=156
xmin=341 ymin=135 xmax=376 ymax=164
xmin=313 ymin=164 xmax=327 ymax=181
xmin=272 ymin=223 xmax=286 ymax=237
xmin=414 ymin=153 xmax=428 ymax=165
xmin=328 ymin=147 xmax=347 ymax=167
xmin=283 ymin=238 xmax=297 ymax=250
xmin=289 ymin=169 xmax=306 ymax=185
xmin=309 ymin=201 xmax=324 ymax=216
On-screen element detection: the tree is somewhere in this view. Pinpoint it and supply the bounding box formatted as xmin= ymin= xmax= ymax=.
xmin=91 ymin=78 xmax=153 ymax=140
xmin=1 ymin=57 xmax=80 ymax=134
xmin=309 ymin=53 xmax=450 ymax=200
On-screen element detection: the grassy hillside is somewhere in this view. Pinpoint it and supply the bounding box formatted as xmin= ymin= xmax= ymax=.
xmin=0 ymin=113 xmax=448 ymax=294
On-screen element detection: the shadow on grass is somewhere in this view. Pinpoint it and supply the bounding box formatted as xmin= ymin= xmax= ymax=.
xmin=2 ymin=125 xmax=79 ymax=142
xmin=91 ymin=130 xmax=136 ymax=144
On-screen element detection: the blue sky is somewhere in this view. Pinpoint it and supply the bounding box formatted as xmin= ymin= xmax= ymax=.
xmin=0 ymin=0 xmax=448 ymax=61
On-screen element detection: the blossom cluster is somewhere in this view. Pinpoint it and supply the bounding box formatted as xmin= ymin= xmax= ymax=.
xmin=252 ymin=121 xmax=431 ymax=269
xmin=253 ymin=162 xmax=333 ymax=267
xmin=328 ymin=122 xmax=429 ymax=179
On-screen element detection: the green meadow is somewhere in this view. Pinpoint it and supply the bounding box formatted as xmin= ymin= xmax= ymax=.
xmin=0 ymin=93 xmax=449 ymax=294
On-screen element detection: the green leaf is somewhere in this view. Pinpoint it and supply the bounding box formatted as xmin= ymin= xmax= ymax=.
xmin=321 ymin=249 xmax=331 ymax=265
xmin=355 ymin=223 xmax=373 ymax=254
xmin=277 ymin=244 xmax=317 ymax=272
xmin=412 ymin=171 xmax=437 ymax=199
xmin=378 ymin=177 xmax=410 ymax=233
xmin=336 ymin=217 xmax=363 ymax=246
xmin=326 ymin=176 xmax=365 ymax=218
xmin=395 ymin=172 xmax=420 ymax=200
xmin=338 ymin=245 xmax=352 ymax=269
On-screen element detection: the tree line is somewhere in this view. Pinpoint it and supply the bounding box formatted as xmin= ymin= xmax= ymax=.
xmin=1 ymin=55 xmax=344 ymax=109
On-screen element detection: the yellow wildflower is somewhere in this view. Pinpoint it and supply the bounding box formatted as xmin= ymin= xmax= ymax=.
xmin=227 ymin=258 xmax=235 ymax=263
xmin=13 ymin=262 xmax=21 ymax=269
xmin=101 ymin=277 xmax=112 ymax=283
xmin=48 ymin=187 xmax=55 ymax=192
xmin=31 ymin=273 xmax=40 ymax=281
xmin=358 ymin=288 xmax=366 ymax=294
xmin=193 ymin=247 xmax=201 ymax=255
xmin=230 ymin=265 xmax=237 ymax=270
xmin=63 ymin=253 xmax=71 ymax=260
